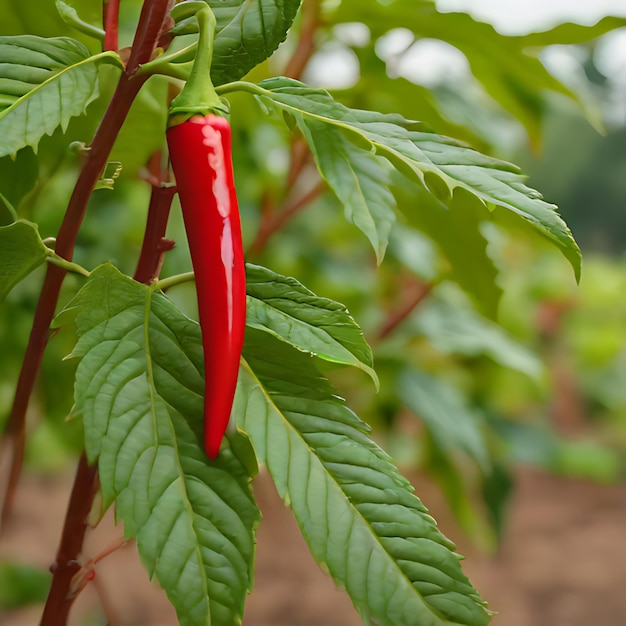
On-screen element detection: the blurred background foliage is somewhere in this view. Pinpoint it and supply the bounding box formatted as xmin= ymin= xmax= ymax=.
xmin=2 ymin=1 xmax=626 ymax=601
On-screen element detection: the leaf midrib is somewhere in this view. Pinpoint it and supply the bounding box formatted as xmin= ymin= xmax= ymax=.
xmin=240 ymin=358 xmax=455 ymax=625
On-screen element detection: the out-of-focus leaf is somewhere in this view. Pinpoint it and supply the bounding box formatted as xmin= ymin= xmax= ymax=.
xmin=109 ymin=76 xmax=168 ymax=175
xmin=388 ymin=223 xmax=439 ymax=282
xmin=0 ymin=0 xmax=73 ymax=38
xmin=398 ymin=368 xmax=489 ymax=471
xmin=493 ymin=418 xmax=621 ymax=483
xmin=412 ymin=296 xmax=543 ymax=378
xmin=0 ymin=148 xmax=38 ymax=213
xmin=0 ymin=220 xmax=47 ymax=301
xmin=422 ymin=434 xmax=491 ymax=544
xmin=397 ymin=184 xmax=502 ymax=318
xmin=554 ymin=440 xmax=621 ymax=483
xmin=0 ymin=562 xmax=50 ymax=609
xmin=481 ymin=462 xmax=514 ymax=542
xmin=0 ymin=193 xmax=17 ymax=225
xmin=520 ymin=16 xmax=626 ymax=47
xmin=333 ymin=0 xmax=611 ymax=140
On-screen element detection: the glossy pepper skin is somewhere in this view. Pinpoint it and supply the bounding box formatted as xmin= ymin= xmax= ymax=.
xmin=167 ymin=114 xmax=246 ymax=458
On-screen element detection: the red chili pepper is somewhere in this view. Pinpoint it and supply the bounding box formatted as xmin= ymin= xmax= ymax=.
xmin=167 ymin=114 xmax=246 ymax=458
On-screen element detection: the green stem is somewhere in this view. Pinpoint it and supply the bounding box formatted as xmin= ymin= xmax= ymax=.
xmin=156 ymin=271 xmax=195 ymax=291
xmin=137 ymin=44 xmax=197 ymax=79
xmin=168 ymin=6 xmax=225 ymax=123
xmin=57 ymin=0 xmax=105 ymax=41
xmin=216 ymin=80 xmax=266 ymax=97
xmin=45 ymin=250 xmax=91 ymax=277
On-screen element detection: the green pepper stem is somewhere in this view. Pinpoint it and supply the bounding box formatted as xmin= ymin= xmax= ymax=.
xmin=168 ymin=7 xmax=225 ymax=124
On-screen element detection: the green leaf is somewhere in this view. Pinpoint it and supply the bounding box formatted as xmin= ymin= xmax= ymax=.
xmin=481 ymin=462 xmax=514 ymax=543
xmin=388 ymin=223 xmax=439 ymax=282
xmin=333 ymin=1 xmax=606 ymax=141
xmin=62 ymin=264 xmax=260 ymax=626
xmin=0 ymin=0 xmax=73 ymax=39
xmin=0 ymin=561 xmax=50 ymax=609
xmin=397 ymin=368 xmax=490 ymax=472
xmin=0 ymin=193 xmax=18 ymax=225
xmin=0 ymin=147 xmax=38 ymax=212
xmin=0 ymin=220 xmax=47 ymax=301
xmin=238 ymin=329 xmax=491 ymax=626
xmin=298 ymin=119 xmax=396 ymax=261
xmin=412 ymin=295 xmax=542 ymax=378
xmin=245 ymin=77 xmax=581 ymax=280
xmin=0 ymin=193 xmax=17 ymax=226
xmin=421 ymin=436 xmax=489 ymax=544
xmin=109 ymin=76 xmax=169 ymax=176
xmin=246 ymin=263 xmax=378 ymax=385
xmin=203 ymin=0 xmax=302 ymax=86
xmin=0 ymin=36 xmax=119 ymax=157
xmin=519 ymin=16 xmax=626 ymax=47
xmin=55 ymin=0 xmax=105 ymax=41
xmin=397 ymin=183 xmax=502 ymax=318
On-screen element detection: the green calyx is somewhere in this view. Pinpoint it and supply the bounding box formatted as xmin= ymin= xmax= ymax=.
xmin=168 ymin=5 xmax=226 ymax=126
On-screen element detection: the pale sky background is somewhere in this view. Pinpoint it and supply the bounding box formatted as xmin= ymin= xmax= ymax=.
xmin=436 ymin=0 xmax=626 ymax=90
xmin=307 ymin=0 xmax=626 ymax=116
xmin=437 ymin=0 xmax=626 ymax=34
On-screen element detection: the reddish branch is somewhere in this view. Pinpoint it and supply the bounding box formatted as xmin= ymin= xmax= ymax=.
xmin=248 ymin=180 xmax=326 ymax=256
xmin=0 ymin=0 xmax=175 ymax=622
xmin=284 ymin=0 xmax=321 ymax=80
xmin=134 ymin=152 xmax=176 ymax=284
xmin=286 ymin=137 xmax=311 ymax=190
xmin=248 ymin=1 xmax=324 ymax=256
xmin=103 ymin=0 xmax=120 ymax=52
xmin=376 ymin=278 xmax=434 ymax=340
xmin=39 ymin=455 xmax=98 ymax=626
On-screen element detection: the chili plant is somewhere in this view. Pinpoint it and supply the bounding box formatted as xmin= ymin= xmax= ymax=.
xmin=1 ymin=0 xmax=614 ymax=624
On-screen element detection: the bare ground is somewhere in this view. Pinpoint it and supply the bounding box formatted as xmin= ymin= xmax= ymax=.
xmin=1 ymin=466 xmax=625 ymax=625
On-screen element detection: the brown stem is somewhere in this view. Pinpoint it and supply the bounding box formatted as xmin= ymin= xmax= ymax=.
xmin=284 ymin=0 xmax=321 ymax=80
xmin=248 ymin=180 xmax=326 ymax=256
xmin=103 ymin=0 xmax=120 ymax=52
xmin=286 ymin=137 xmax=311 ymax=190
xmin=39 ymin=454 xmax=99 ymax=626
xmin=134 ymin=152 xmax=176 ymax=284
xmin=376 ymin=279 xmax=434 ymax=340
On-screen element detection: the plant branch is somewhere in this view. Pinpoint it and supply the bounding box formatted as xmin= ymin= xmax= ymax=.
xmin=0 ymin=0 xmax=175 ymax=622
xmin=376 ymin=278 xmax=434 ymax=340
xmin=39 ymin=454 xmax=99 ymax=626
xmin=1 ymin=3 xmax=176 ymax=531
xmin=286 ymin=137 xmax=311 ymax=190
xmin=103 ymin=0 xmax=120 ymax=52
xmin=133 ymin=151 xmax=176 ymax=284
xmin=1 ymin=73 xmax=145 ymax=532
xmin=248 ymin=180 xmax=326 ymax=256
xmin=284 ymin=0 xmax=321 ymax=80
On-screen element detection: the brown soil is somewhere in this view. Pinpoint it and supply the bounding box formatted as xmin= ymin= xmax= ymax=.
xmin=1 ymin=466 xmax=625 ymax=625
